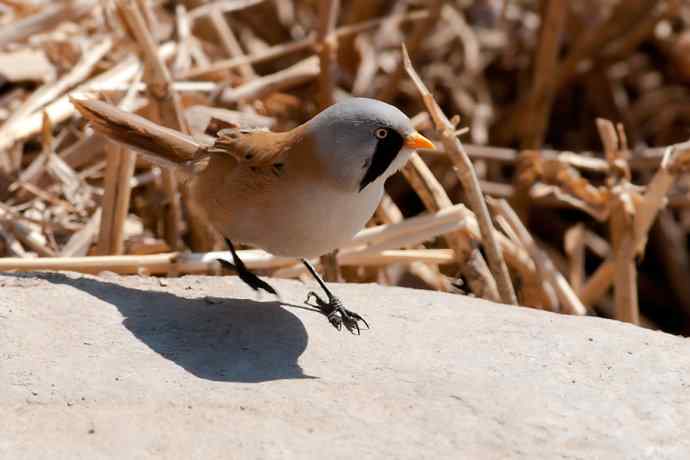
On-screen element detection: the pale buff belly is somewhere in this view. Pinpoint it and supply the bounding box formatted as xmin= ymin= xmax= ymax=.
xmin=204 ymin=177 xmax=384 ymax=258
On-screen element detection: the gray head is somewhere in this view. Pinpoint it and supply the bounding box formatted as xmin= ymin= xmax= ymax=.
xmin=306 ymin=98 xmax=434 ymax=192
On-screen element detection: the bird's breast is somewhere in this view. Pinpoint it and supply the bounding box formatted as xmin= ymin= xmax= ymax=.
xmin=254 ymin=179 xmax=383 ymax=257
xmin=206 ymin=174 xmax=383 ymax=258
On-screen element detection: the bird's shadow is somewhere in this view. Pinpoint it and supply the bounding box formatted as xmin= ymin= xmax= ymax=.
xmin=5 ymin=272 xmax=315 ymax=383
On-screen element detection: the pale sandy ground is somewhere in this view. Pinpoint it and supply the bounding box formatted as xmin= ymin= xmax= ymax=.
xmin=1 ymin=271 xmax=689 ymax=459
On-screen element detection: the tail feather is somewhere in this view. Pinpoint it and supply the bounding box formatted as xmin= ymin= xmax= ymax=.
xmin=70 ymin=97 xmax=202 ymax=170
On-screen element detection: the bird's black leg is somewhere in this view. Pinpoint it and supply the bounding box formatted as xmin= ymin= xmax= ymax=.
xmin=217 ymin=238 xmax=277 ymax=295
xmin=301 ymin=259 xmax=369 ymax=334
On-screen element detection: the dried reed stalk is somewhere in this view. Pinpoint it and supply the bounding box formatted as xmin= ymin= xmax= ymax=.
xmin=96 ymin=144 xmax=136 ymax=255
xmin=564 ymin=224 xmax=586 ymax=295
xmin=597 ymin=118 xmax=638 ymax=324
xmin=180 ymin=10 xmax=429 ymax=79
xmin=580 ymin=140 xmax=690 ymax=307
xmin=208 ymin=6 xmax=255 ymax=79
xmin=219 ymin=56 xmax=320 ymax=103
xmin=401 ymin=153 xmax=499 ymax=302
xmin=380 ymin=0 xmax=442 ymax=102
xmin=2 ymin=38 xmax=112 ymax=130
xmin=520 ymin=0 xmax=567 ymax=149
xmin=0 ymin=43 xmax=175 ymax=151
xmin=0 ymin=0 xmax=96 ymax=47
xmin=116 ymin=0 xmax=188 ymax=252
xmin=0 ymin=248 xmax=457 ymax=276
xmin=62 ymin=209 xmax=101 ymax=257
xmin=609 ymin=194 xmax=639 ymax=324
xmin=402 ymin=44 xmax=517 ymax=305
xmin=317 ymin=0 xmax=339 ymax=108
xmin=374 ymin=194 xmax=450 ymax=292
xmin=488 ymin=198 xmax=587 ymax=315
xmin=187 ymin=0 xmax=264 ymax=20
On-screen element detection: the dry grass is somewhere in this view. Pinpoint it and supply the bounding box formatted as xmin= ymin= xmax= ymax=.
xmin=1 ymin=0 xmax=690 ymax=333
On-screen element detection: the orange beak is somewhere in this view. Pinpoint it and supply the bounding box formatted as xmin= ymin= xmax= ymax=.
xmin=404 ymin=131 xmax=435 ymax=150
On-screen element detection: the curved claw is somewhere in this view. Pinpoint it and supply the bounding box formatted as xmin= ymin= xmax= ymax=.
xmin=347 ymin=311 xmax=370 ymax=330
xmin=339 ymin=308 xmax=369 ymax=334
xmin=342 ymin=317 xmax=361 ymax=335
xmin=305 ymin=291 xmax=368 ymax=333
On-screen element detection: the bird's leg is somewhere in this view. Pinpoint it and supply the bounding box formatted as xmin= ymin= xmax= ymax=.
xmin=301 ymin=259 xmax=369 ymax=334
xmin=217 ymin=238 xmax=278 ymax=295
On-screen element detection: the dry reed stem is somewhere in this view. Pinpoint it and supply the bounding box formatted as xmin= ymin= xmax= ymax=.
xmin=520 ymin=0 xmax=567 ymax=149
xmin=580 ymin=141 xmax=690 ymax=307
xmin=95 ymin=143 xmax=118 ymax=255
xmin=0 ymin=43 xmax=175 ymax=151
xmin=488 ymin=197 xmax=587 ymax=315
xmin=219 ymin=56 xmax=320 ymax=103
xmin=179 ymin=10 xmax=429 ymax=80
xmin=401 ymin=154 xmax=500 ymax=302
xmin=11 ymin=112 xmax=53 ymax=192
xmin=580 ymin=260 xmax=615 ymax=307
xmin=6 ymin=221 xmax=55 ymax=257
xmin=187 ymin=0 xmax=264 ymax=21
xmin=609 ymin=194 xmax=639 ymax=324
xmin=502 ymin=26 xmax=685 ymax=159
xmin=172 ymin=4 xmax=193 ymax=74
xmin=380 ymin=0 xmax=442 ymax=102
xmin=355 ymin=203 xmax=471 ymax=247
xmin=62 ymin=208 xmax=101 ymax=257
xmin=0 ymin=198 xmax=56 ymax=257
xmin=96 ymin=144 xmax=136 ymax=255
xmin=402 ymin=44 xmax=517 ymax=305
xmin=0 ymin=224 xmax=28 ymax=258
xmin=392 ymin=166 xmax=538 ymax=303
xmin=208 ymin=6 xmax=256 ymax=79
xmin=95 ymin=80 xmax=141 ymax=256
xmin=87 ymin=82 xmax=220 ymax=92
xmin=374 ymin=193 xmax=450 ymax=292
xmin=421 ymin=144 xmax=675 ymax=173
xmin=2 ymin=38 xmax=113 ymax=131
xmin=317 ymin=0 xmax=339 ymax=108
xmin=116 ymin=0 xmax=188 ymax=252
xmin=0 ymin=248 xmax=457 ymax=276
xmin=0 ymin=0 xmax=96 ymax=47
xmin=597 ymin=118 xmax=638 ymax=324
xmin=557 ymin=0 xmax=658 ymax=90
xmin=564 ymin=223 xmax=586 ymax=295
xmin=16 ymin=183 xmax=79 ymax=214
xmin=494 ymin=213 xmax=558 ymax=309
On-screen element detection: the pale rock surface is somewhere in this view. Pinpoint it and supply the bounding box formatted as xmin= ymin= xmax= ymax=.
xmin=1 ymin=272 xmax=689 ymax=459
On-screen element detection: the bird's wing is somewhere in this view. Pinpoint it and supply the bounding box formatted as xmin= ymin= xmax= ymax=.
xmin=205 ymin=128 xmax=291 ymax=167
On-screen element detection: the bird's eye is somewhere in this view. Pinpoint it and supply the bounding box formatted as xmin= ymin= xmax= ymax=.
xmin=375 ymin=128 xmax=388 ymax=139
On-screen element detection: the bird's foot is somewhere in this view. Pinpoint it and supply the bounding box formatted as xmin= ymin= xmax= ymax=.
xmin=216 ymin=258 xmax=278 ymax=295
xmin=305 ymin=291 xmax=369 ymax=334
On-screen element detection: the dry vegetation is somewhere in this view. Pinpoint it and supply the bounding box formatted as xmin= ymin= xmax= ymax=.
xmin=1 ymin=0 xmax=690 ymax=333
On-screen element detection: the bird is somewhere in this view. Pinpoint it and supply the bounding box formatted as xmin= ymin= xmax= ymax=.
xmin=72 ymin=96 xmax=435 ymax=333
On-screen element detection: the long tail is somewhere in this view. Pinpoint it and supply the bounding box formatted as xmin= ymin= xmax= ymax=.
xmin=70 ymin=97 xmax=203 ymax=170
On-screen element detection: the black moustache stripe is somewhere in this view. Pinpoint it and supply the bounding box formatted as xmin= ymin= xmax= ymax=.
xmin=359 ymin=130 xmax=404 ymax=191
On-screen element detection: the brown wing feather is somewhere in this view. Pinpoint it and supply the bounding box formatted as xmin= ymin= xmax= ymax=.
xmin=205 ymin=128 xmax=292 ymax=167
